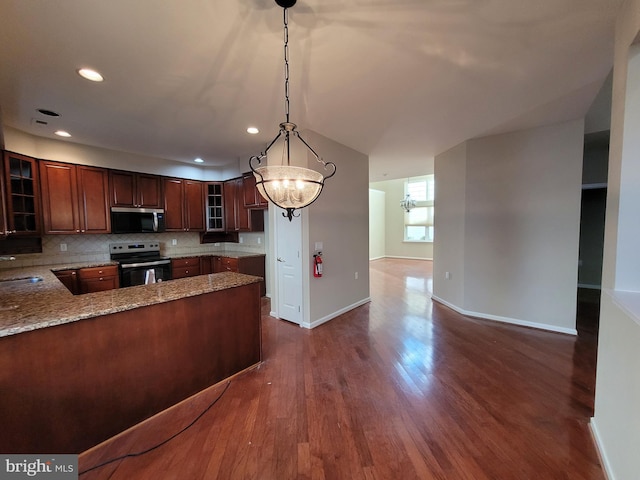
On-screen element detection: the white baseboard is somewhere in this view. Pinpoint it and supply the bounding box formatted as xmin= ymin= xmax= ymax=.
xmin=301 ymin=297 xmax=372 ymax=329
xmin=431 ymin=295 xmax=578 ymax=335
xmin=382 ymin=255 xmax=433 ymax=261
xmin=589 ymin=418 xmax=614 ymax=480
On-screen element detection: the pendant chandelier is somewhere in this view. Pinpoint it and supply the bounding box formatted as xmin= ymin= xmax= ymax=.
xmin=400 ymin=194 xmax=416 ymax=212
xmin=249 ymin=0 xmax=336 ymax=221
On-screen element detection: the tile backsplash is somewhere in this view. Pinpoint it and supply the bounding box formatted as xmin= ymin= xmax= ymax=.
xmin=0 ymin=232 xmax=266 ymax=269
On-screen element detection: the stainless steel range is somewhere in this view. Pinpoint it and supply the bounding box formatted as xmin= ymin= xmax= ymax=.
xmin=110 ymin=242 xmax=172 ymax=287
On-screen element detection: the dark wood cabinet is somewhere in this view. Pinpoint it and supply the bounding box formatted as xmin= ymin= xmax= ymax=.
xmin=185 ymin=180 xmax=205 ymax=231
xmin=2 ymin=151 xmax=41 ymax=236
xmin=78 ymin=265 xmax=119 ymax=294
xmin=212 ymin=255 xmax=265 ymax=296
xmin=171 ymin=257 xmax=201 ymax=279
xmin=242 ymin=172 xmax=268 ymax=208
xmin=54 ymin=269 xmax=79 ymax=295
xmin=200 ymin=256 xmax=214 ymax=275
xmin=109 ymin=170 xmax=162 ymax=208
xmin=163 ymin=178 xmax=205 ymax=232
xmin=205 ymin=182 xmax=225 ymax=232
xmin=40 ymin=161 xmax=110 ymax=234
xmin=0 ymin=154 xmax=7 ymax=238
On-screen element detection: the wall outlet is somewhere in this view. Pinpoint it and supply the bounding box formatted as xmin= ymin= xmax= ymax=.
xmin=171 ymin=239 xmax=177 ymax=246
xmin=355 ymin=271 xmax=358 ymax=280
xmin=445 ymin=271 xmax=451 ymax=280
xmin=315 ymin=241 xmax=323 ymax=250
xmin=239 ymin=236 xmax=244 ymax=244
xmin=257 ymin=237 xmax=261 ymax=244
xmin=60 ymin=243 xmax=67 ymax=252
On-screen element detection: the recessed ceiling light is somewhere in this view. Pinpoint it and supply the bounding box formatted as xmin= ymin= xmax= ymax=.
xmin=54 ymin=130 xmax=71 ymax=137
xmin=37 ymin=109 xmax=60 ymax=117
xmin=194 ymin=157 xmax=204 ymax=163
xmin=77 ymin=68 xmax=104 ymax=82
xmin=247 ymin=127 xmax=259 ymax=135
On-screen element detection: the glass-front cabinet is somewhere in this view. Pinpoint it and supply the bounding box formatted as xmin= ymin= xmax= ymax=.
xmin=2 ymin=151 xmax=41 ymax=236
xmin=206 ymin=182 xmax=224 ymax=232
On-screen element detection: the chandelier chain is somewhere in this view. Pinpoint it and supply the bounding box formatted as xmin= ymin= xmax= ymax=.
xmin=283 ymin=8 xmax=290 ymax=123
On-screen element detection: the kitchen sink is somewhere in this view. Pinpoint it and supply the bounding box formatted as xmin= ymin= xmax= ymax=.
xmin=0 ymin=276 xmax=43 ymax=285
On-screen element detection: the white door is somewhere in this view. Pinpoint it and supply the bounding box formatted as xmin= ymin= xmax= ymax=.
xmin=276 ymin=211 xmax=303 ymax=325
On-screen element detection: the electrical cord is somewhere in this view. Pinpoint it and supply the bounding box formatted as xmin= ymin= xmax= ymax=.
xmin=79 ymin=380 xmax=231 ymax=476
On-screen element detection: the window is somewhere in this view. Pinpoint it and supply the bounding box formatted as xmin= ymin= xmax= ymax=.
xmin=404 ymin=175 xmax=434 ymax=242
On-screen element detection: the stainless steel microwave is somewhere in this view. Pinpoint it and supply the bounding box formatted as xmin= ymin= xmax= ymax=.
xmin=110 ymin=207 xmax=166 ymax=234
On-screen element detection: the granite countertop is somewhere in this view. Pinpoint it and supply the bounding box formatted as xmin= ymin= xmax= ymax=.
xmin=0 ymin=265 xmax=261 ymax=338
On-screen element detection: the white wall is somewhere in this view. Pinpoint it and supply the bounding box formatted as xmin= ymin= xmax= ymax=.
xmin=433 ymin=119 xmax=584 ymax=334
xmin=4 ymin=126 xmax=230 ymax=181
xmin=369 ymin=177 xmax=434 ymax=260
xmin=432 ymin=142 xmax=467 ymax=308
xmin=591 ymin=1 xmax=640 ymax=478
xmin=305 ymin=130 xmax=371 ymax=327
xmin=369 ymin=189 xmax=386 ymax=260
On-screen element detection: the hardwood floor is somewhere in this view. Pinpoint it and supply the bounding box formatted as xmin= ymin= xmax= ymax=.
xmin=79 ymin=258 xmax=603 ymax=479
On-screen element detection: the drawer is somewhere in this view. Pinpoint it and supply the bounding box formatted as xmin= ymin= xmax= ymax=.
xmin=172 ymin=265 xmax=201 ymax=279
xmin=171 ymin=257 xmax=200 ymax=268
xmin=78 ymin=265 xmax=118 ymax=280
xmin=220 ymin=257 xmax=238 ymax=271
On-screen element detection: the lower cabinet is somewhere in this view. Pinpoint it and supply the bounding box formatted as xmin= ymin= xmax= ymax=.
xmin=171 ymin=257 xmax=201 ymax=279
xmin=77 ymin=265 xmax=119 ymax=294
xmin=54 ymin=269 xmax=79 ymax=295
xmin=212 ymin=255 xmax=266 ymax=296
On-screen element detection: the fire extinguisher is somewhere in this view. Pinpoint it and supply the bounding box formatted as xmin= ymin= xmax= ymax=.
xmin=313 ymin=252 xmax=323 ymax=278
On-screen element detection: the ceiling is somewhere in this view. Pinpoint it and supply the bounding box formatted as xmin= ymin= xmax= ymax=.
xmin=0 ymin=0 xmax=622 ymax=182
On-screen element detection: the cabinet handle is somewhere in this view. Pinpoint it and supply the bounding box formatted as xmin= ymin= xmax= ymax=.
xmin=71 ymin=272 xmax=76 ymax=275
xmin=76 ymin=230 xmax=80 ymax=233
xmin=185 ymin=270 xmax=189 ymax=274
xmin=99 ymin=277 xmax=104 ymax=281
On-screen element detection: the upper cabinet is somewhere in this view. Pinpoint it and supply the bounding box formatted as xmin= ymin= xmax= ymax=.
xmin=205 ymin=182 xmax=225 ymax=232
xmin=224 ymin=177 xmax=250 ymax=232
xmin=0 ymin=155 xmax=7 ymax=238
xmin=109 ymin=170 xmax=162 ymax=208
xmin=242 ymin=172 xmax=268 ymax=208
xmin=163 ymin=178 xmax=205 ymax=232
xmin=40 ymin=161 xmax=110 ymax=234
xmin=2 ymin=151 xmax=41 ymax=236
xmin=224 ymin=177 xmax=264 ymax=233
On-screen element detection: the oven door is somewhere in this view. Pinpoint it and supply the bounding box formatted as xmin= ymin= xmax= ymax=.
xmin=119 ymin=259 xmax=172 ymax=287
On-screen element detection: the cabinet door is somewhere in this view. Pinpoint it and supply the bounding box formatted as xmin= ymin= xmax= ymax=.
xmin=211 ymin=256 xmax=223 ymax=273
xmin=184 ymin=180 xmax=204 ymax=231
xmin=3 ymin=152 xmax=41 ymax=236
xmin=242 ymin=172 xmax=268 ymax=208
xmin=39 ymin=161 xmax=80 ymax=234
xmin=223 ymin=179 xmax=237 ymax=231
xmin=0 ymin=156 xmax=7 ymax=237
xmin=163 ymin=178 xmax=185 ymax=231
xmin=110 ymin=171 xmax=162 ymax=208
xmin=109 ymin=171 xmax=136 ymax=207
xmin=200 ymin=256 xmax=213 ymax=275
xmin=77 ymin=166 xmax=110 ymax=233
xmin=137 ymin=174 xmax=162 ymax=208
xmin=235 ymin=177 xmax=250 ymax=231
xmin=205 ymin=183 xmax=224 ymax=232
xmin=54 ymin=269 xmax=79 ymax=295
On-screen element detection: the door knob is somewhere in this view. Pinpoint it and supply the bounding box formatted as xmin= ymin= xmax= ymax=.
xmin=277 ymin=257 xmax=285 ymax=262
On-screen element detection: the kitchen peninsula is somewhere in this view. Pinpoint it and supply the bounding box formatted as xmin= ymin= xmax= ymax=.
xmin=0 ymin=266 xmax=262 ymax=453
